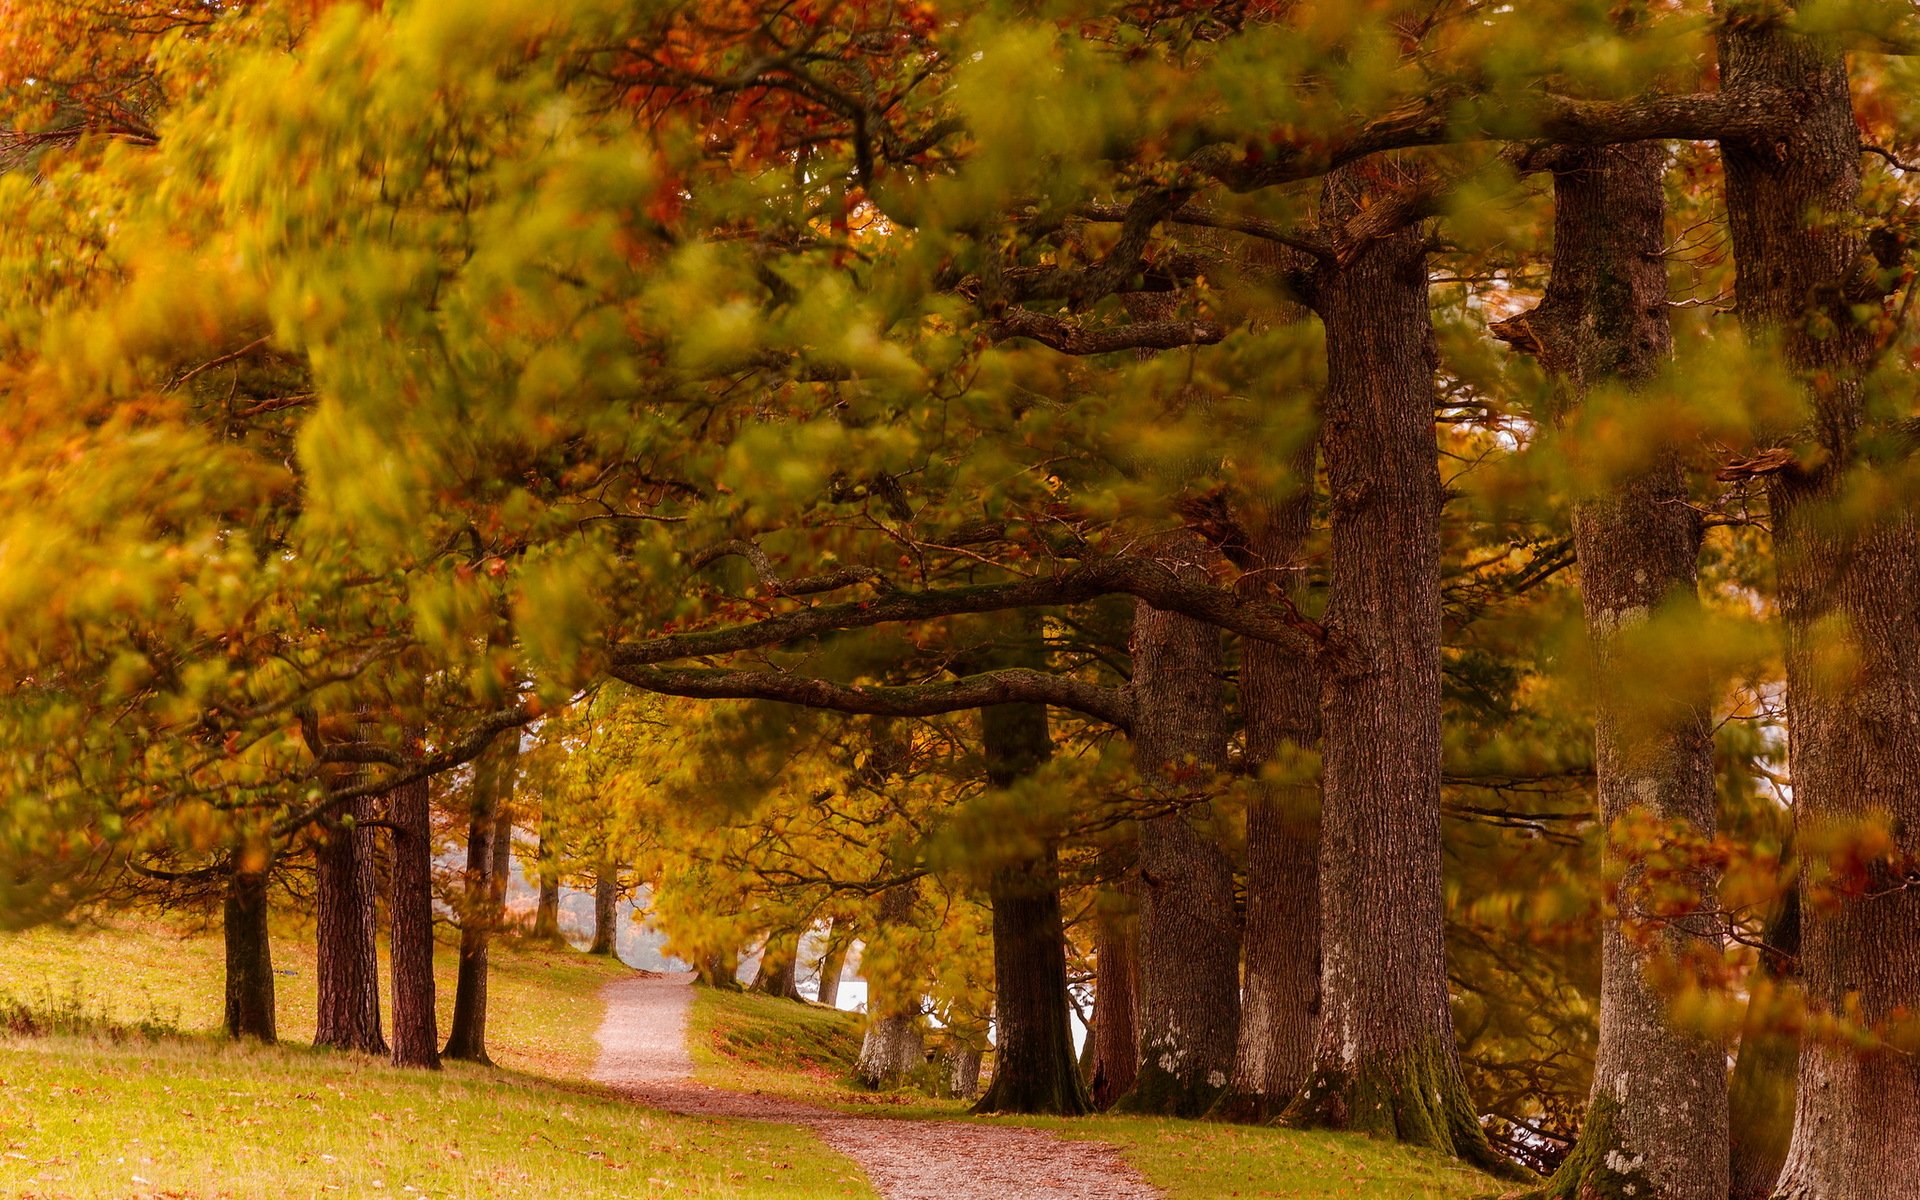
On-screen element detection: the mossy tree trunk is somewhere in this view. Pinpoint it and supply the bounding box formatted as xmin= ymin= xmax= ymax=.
xmin=1718 ymin=15 xmax=1920 ymax=1198
xmin=222 ymin=865 xmax=276 ymax=1043
xmin=1496 ymin=142 xmax=1726 ymax=1200
xmin=314 ymin=791 xmax=386 ymax=1056
xmin=444 ymin=735 xmax=518 ymax=1063
xmin=1117 ymin=530 xmax=1241 ymax=1118
xmin=1281 ymin=163 xmax=1496 ymax=1169
xmin=388 ymin=774 xmax=440 ymax=1070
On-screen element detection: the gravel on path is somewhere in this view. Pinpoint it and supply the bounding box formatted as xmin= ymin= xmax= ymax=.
xmin=591 ymin=972 xmax=1163 ymax=1200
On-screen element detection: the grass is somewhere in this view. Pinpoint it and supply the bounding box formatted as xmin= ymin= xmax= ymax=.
xmin=0 ymin=1037 xmax=876 ymax=1200
xmin=0 ymin=919 xmax=879 ymax=1200
xmin=687 ymin=986 xmax=1500 ymax=1199
xmin=0 ymin=919 xmax=628 ymax=1078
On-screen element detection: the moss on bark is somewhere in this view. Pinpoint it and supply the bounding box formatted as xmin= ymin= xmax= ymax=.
xmin=1511 ymin=1096 xmax=1655 ymax=1200
xmin=1283 ymin=1038 xmax=1513 ymax=1176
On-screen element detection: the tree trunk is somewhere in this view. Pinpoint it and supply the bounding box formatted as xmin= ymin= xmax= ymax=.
xmin=1282 ymin=164 xmax=1496 ymax=1168
xmin=1718 ymin=16 xmax=1920 ymax=1200
xmin=1496 ymin=142 xmax=1725 ymax=1200
xmin=1117 ymin=529 xmax=1240 ymax=1117
xmin=588 ymin=859 xmax=620 ymax=957
xmin=972 ymin=697 xmax=1092 ymax=1115
xmin=1087 ymin=860 xmax=1140 ymax=1111
xmin=223 ymin=866 xmax=276 ymax=1043
xmin=444 ymin=735 xmax=518 ymax=1063
xmin=1729 ymin=889 xmax=1800 ymax=1200
xmin=532 ymin=803 xmax=562 ymax=942
xmin=855 ymin=881 xmax=924 ymax=1090
xmin=945 ymin=1043 xmax=985 ymax=1100
xmin=1217 ymin=445 xmax=1321 ymax=1124
xmin=387 ymin=775 xmax=440 ymax=1070
xmin=751 ymin=931 xmax=806 ymax=1000
xmin=697 ymin=948 xmax=740 ymax=990
xmin=314 ymin=792 xmax=386 ymax=1055
xmin=814 ymin=923 xmax=850 ymax=1008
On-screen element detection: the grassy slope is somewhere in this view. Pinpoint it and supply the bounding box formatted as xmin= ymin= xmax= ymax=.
xmin=686 ymin=987 xmax=1500 ymax=1200
xmin=0 ymin=919 xmax=624 ymax=1078
xmin=0 ymin=922 xmax=879 ymax=1200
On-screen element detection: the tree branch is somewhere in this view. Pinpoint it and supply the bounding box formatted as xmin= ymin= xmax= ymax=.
xmin=611 ymin=664 xmax=1136 ymax=729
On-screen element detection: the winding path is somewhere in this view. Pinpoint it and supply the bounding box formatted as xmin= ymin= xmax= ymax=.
xmin=591 ymin=972 xmax=1161 ymax=1200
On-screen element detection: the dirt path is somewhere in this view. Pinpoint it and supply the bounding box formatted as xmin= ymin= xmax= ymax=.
xmin=592 ymin=973 xmax=1162 ymax=1200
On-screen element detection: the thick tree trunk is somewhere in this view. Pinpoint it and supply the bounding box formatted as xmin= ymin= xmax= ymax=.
xmin=1717 ymin=16 xmax=1920 ymax=1200
xmin=855 ymin=881 xmax=924 ymax=1090
xmin=1217 ymin=447 xmax=1321 ymax=1123
xmin=1117 ymin=530 xmax=1240 ymax=1117
xmin=751 ymin=931 xmax=806 ymax=1000
xmin=387 ymin=775 xmax=440 ymax=1070
xmin=973 ymin=698 xmax=1092 ymax=1116
xmin=223 ymin=867 xmax=276 ymax=1043
xmin=588 ymin=860 xmax=620 ymax=957
xmin=1087 ymin=865 xmax=1140 ymax=1111
xmin=444 ymin=735 xmax=518 ymax=1063
xmin=814 ymin=923 xmax=850 ymax=1008
xmin=1729 ymin=890 xmax=1800 ymax=1200
xmin=314 ymin=792 xmax=386 ymax=1055
xmin=532 ymin=804 xmax=562 ymax=942
xmin=1282 ymin=164 xmax=1496 ymax=1168
xmin=1497 ymin=142 xmax=1725 ymax=1200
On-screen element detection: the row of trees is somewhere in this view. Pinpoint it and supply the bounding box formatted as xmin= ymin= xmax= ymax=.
xmin=3 ymin=2 xmax=1918 ymax=1198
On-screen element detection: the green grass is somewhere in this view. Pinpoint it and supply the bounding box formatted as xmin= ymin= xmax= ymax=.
xmin=687 ymin=987 xmax=1499 ymax=1199
xmin=0 ymin=919 xmax=628 ymax=1078
xmin=0 ymin=920 xmax=879 ymax=1200
xmin=0 ymin=1037 xmax=876 ymax=1200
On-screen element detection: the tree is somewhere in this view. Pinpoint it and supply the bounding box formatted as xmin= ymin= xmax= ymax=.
xmin=388 ymin=774 xmax=440 ymax=1070
xmin=971 ymin=698 xmax=1093 ymax=1115
xmin=1718 ymin=12 xmax=1920 ymax=1197
xmin=1493 ymin=141 xmax=1726 ymax=1200
xmin=445 ymin=735 xmax=521 ymax=1063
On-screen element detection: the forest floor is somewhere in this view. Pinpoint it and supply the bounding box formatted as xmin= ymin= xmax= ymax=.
xmin=0 ymin=919 xmax=1501 ymax=1199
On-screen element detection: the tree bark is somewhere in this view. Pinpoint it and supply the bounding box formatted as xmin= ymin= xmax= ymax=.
xmin=1087 ymin=853 xmax=1140 ymax=1111
xmin=314 ymin=792 xmax=386 ymax=1055
xmin=223 ymin=866 xmax=276 ymax=1043
xmin=444 ymin=735 xmax=518 ymax=1063
xmin=1116 ymin=530 xmax=1241 ymax=1118
xmin=944 ymin=1043 xmax=985 ymax=1100
xmin=387 ymin=775 xmax=440 ymax=1070
xmin=1217 ymin=444 xmax=1321 ymax=1123
xmin=532 ymin=804 xmax=563 ymax=943
xmin=972 ymin=698 xmax=1092 ymax=1116
xmin=1717 ymin=15 xmax=1920 ymax=1199
xmin=855 ymin=880 xmax=925 ymax=1089
xmin=1497 ymin=141 xmax=1725 ymax=1200
xmin=697 ymin=948 xmax=740 ymax=989
xmin=1281 ymin=163 xmax=1497 ymax=1168
xmin=751 ymin=931 xmax=806 ymax=1000
xmin=588 ymin=859 xmax=620 ymax=957
xmin=813 ymin=922 xmax=850 ymax=1008
xmin=1729 ymin=889 xmax=1800 ymax=1200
